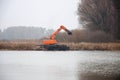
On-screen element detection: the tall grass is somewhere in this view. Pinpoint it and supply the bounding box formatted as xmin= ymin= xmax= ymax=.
xmin=0 ymin=40 xmax=120 ymax=51
xmin=0 ymin=40 xmax=41 ymax=50
xmin=62 ymin=42 xmax=120 ymax=51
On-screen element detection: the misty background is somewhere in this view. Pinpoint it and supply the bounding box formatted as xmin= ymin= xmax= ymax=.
xmin=0 ymin=0 xmax=79 ymax=30
xmin=0 ymin=26 xmax=54 ymax=40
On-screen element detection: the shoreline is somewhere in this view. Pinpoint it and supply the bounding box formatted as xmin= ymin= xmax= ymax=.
xmin=0 ymin=41 xmax=120 ymax=51
xmin=64 ymin=43 xmax=120 ymax=51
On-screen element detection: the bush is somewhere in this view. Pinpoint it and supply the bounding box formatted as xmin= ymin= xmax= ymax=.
xmin=56 ymin=30 xmax=114 ymax=43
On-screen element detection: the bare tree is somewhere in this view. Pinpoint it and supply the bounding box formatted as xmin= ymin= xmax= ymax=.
xmin=113 ymin=0 xmax=120 ymax=39
xmin=78 ymin=0 xmax=117 ymax=39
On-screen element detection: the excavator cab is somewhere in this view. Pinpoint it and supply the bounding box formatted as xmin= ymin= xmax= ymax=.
xmin=43 ymin=39 xmax=57 ymax=45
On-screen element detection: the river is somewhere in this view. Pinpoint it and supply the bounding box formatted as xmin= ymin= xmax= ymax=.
xmin=0 ymin=51 xmax=120 ymax=80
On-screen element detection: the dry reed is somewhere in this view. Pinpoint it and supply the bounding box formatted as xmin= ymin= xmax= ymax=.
xmin=0 ymin=40 xmax=120 ymax=51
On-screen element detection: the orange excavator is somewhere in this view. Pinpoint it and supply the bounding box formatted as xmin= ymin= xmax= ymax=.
xmin=40 ymin=25 xmax=72 ymax=50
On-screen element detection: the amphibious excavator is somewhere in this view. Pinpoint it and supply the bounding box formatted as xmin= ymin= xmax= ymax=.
xmin=40 ymin=25 xmax=72 ymax=50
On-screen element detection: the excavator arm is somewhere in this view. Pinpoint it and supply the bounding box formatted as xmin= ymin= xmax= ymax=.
xmin=50 ymin=25 xmax=72 ymax=40
xmin=43 ymin=25 xmax=72 ymax=45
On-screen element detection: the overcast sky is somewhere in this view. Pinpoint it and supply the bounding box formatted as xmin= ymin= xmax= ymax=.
xmin=0 ymin=0 xmax=79 ymax=30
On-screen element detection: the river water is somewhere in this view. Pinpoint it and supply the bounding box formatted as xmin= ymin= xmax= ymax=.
xmin=0 ymin=51 xmax=120 ymax=80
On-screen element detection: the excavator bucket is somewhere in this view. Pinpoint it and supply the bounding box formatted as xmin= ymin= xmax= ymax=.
xmin=67 ymin=30 xmax=72 ymax=35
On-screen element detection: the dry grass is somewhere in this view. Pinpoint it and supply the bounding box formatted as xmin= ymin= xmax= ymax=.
xmin=0 ymin=40 xmax=120 ymax=51
xmin=0 ymin=40 xmax=41 ymax=50
xmin=60 ymin=42 xmax=120 ymax=51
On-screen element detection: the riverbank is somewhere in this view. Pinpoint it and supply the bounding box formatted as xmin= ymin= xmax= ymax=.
xmin=0 ymin=40 xmax=120 ymax=51
xmin=63 ymin=42 xmax=120 ymax=51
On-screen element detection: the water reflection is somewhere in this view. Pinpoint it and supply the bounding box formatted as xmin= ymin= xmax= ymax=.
xmin=0 ymin=51 xmax=120 ymax=80
xmin=77 ymin=52 xmax=120 ymax=80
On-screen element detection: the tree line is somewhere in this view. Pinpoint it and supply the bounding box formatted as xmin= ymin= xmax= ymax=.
xmin=78 ymin=0 xmax=118 ymax=40
xmin=0 ymin=26 xmax=54 ymax=40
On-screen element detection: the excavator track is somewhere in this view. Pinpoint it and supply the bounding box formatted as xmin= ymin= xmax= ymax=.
xmin=40 ymin=44 xmax=69 ymax=51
